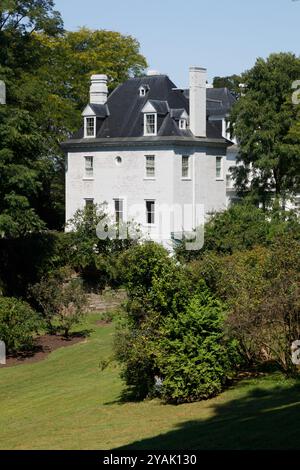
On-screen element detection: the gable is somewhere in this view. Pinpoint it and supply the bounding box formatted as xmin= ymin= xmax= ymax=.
xmin=82 ymin=104 xmax=96 ymax=117
xmin=141 ymin=101 xmax=157 ymax=113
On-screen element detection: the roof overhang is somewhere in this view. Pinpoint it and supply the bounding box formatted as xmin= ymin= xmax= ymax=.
xmin=61 ymin=135 xmax=230 ymax=152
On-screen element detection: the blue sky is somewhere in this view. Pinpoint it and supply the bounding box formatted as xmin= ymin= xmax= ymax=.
xmin=54 ymin=0 xmax=300 ymax=87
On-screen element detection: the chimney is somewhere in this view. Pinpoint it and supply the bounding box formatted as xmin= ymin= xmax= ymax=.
xmin=189 ymin=66 xmax=207 ymax=137
xmin=90 ymin=74 xmax=108 ymax=105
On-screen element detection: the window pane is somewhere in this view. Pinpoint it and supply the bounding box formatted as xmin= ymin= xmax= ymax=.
xmin=146 ymin=155 xmax=155 ymax=177
xmin=179 ymin=119 xmax=186 ymax=130
xmin=182 ymin=156 xmax=189 ymax=178
xmin=86 ymin=118 xmax=95 ymax=137
xmin=114 ymin=199 xmax=124 ymax=223
xmin=85 ymin=156 xmax=93 ymax=177
xmin=145 ymin=114 xmax=156 ymax=134
xmin=85 ymin=199 xmax=94 ymax=208
xmin=216 ymin=157 xmax=222 ymax=178
xmin=146 ymin=200 xmax=155 ymax=224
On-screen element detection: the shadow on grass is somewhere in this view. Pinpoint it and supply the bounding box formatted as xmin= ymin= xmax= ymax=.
xmin=115 ymin=378 xmax=300 ymax=450
xmin=68 ymin=328 xmax=94 ymax=339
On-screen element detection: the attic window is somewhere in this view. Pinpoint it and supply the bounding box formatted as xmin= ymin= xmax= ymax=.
xmin=144 ymin=113 xmax=157 ymax=136
xmin=139 ymin=85 xmax=150 ymax=97
xmin=179 ymin=119 xmax=187 ymax=130
xmin=84 ymin=117 xmax=96 ymax=138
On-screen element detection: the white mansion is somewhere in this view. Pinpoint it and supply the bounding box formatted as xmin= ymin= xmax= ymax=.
xmin=62 ymin=67 xmax=238 ymax=247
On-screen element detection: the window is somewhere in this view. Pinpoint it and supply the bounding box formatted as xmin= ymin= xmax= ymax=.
xmin=144 ymin=113 xmax=157 ymax=136
xmin=216 ymin=156 xmax=223 ymax=179
xmin=146 ymin=200 xmax=155 ymax=225
xmin=145 ymin=155 xmax=155 ymax=178
xmin=226 ymin=174 xmax=232 ymax=189
xmin=139 ymin=85 xmax=149 ymax=97
xmin=85 ymin=117 xmax=96 ymax=138
xmin=85 ymin=198 xmax=94 ymax=208
xmin=179 ymin=119 xmax=187 ymax=130
xmin=85 ymin=156 xmax=94 ymax=178
xmin=182 ymin=156 xmax=190 ymax=179
xmin=114 ymin=199 xmax=124 ymax=224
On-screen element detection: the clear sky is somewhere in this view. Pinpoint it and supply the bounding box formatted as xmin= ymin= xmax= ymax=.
xmin=54 ymin=0 xmax=300 ymax=88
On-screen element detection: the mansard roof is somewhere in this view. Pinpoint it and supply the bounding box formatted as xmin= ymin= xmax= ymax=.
xmin=183 ymin=87 xmax=236 ymax=117
xmin=70 ymin=74 xmax=235 ymax=142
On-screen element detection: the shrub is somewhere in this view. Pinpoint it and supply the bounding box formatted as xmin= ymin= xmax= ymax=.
xmin=115 ymin=243 xmax=239 ymax=402
xmin=55 ymin=279 xmax=86 ymax=338
xmin=67 ymin=203 xmax=141 ymax=289
xmin=119 ymin=242 xmax=191 ymax=324
xmin=176 ymin=201 xmax=300 ymax=262
xmin=115 ymin=243 xmax=193 ymax=399
xmin=115 ymin=312 xmax=161 ymax=400
xmin=192 ymin=236 xmax=300 ymax=374
xmin=114 ymin=319 xmax=155 ymax=400
xmin=156 ymin=290 xmax=239 ymax=403
xmin=30 ymin=269 xmax=87 ymax=337
xmin=0 ymin=297 xmax=39 ymax=353
xmin=116 ymin=287 xmax=239 ymax=403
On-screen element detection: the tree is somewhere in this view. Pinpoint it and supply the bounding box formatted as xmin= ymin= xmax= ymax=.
xmin=0 ymin=1 xmax=65 ymax=232
xmin=229 ymin=53 xmax=300 ymax=204
xmin=213 ymin=74 xmax=242 ymax=97
xmin=200 ymin=237 xmax=300 ymax=374
xmin=0 ymin=0 xmax=63 ymax=35
xmin=0 ymin=105 xmax=47 ymax=237
xmin=34 ymin=28 xmax=147 ymax=112
xmin=175 ymin=201 xmax=300 ymax=262
xmin=67 ymin=204 xmax=141 ymax=289
xmin=0 ymin=3 xmax=147 ymax=232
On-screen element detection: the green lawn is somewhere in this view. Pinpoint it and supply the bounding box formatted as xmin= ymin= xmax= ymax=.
xmin=0 ymin=313 xmax=299 ymax=450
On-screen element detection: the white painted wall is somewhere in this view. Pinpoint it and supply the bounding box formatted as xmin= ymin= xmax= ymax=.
xmin=66 ymin=145 xmax=229 ymax=243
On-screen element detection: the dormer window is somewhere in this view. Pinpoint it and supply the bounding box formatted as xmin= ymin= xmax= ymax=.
xmin=139 ymin=85 xmax=149 ymax=97
xmin=84 ymin=117 xmax=96 ymax=138
xmin=144 ymin=113 xmax=157 ymax=136
xmin=179 ymin=118 xmax=187 ymax=130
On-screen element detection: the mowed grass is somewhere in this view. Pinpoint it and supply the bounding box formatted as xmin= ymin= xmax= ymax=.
xmin=0 ymin=313 xmax=300 ymax=450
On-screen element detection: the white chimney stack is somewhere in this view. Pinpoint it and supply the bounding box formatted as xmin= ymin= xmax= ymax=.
xmin=90 ymin=74 xmax=108 ymax=105
xmin=189 ymin=66 xmax=207 ymax=137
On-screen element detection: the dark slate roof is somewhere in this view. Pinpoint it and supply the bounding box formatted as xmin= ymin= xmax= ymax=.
xmin=184 ymin=87 xmax=236 ymax=117
xmin=148 ymin=99 xmax=169 ymax=115
xmin=70 ymin=75 xmax=236 ymax=141
xmin=170 ymin=108 xmax=186 ymax=119
xmin=89 ymin=103 xmax=109 ymax=117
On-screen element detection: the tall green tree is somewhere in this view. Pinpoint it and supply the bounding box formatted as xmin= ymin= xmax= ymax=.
xmin=230 ymin=53 xmax=300 ymax=206
xmin=0 ymin=2 xmax=147 ymax=234
xmin=0 ymin=0 xmax=63 ymax=34
xmin=0 ymin=0 xmax=64 ymax=235
xmin=213 ymin=74 xmax=242 ymax=97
